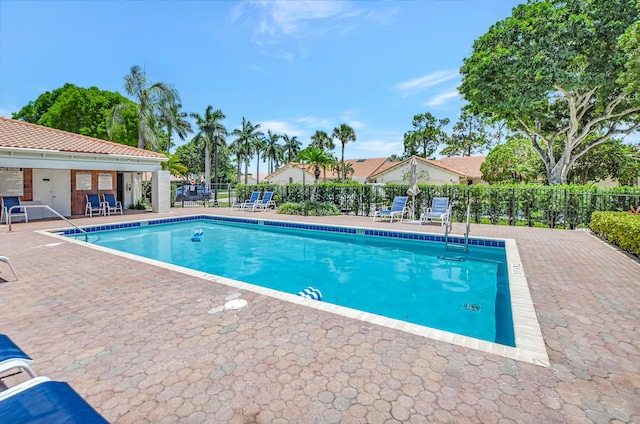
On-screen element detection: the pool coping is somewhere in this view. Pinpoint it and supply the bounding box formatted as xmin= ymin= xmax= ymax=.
xmin=39 ymin=214 xmax=550 ymax=367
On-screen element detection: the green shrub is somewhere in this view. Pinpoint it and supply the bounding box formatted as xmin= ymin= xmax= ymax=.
xmin=277 ymin=201 xmax=341 ymax=216
xmin=129 ymin=198 xmax=150 ymax=210
xmin=590 ymin=211 xmax=640 ymax=256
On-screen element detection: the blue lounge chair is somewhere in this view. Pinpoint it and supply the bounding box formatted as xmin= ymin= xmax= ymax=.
xmin=102 ymin=193 xmax=123 ymax=215
xmin=1 ymin=196 xmax=28 ymax=224
xmin=250 ymin=191 xmax=276 ymax=212
xmin=421 ymin=197 xmax=452 ymax=227
xmin=0 ymin=377 xmax=108 ymax=423
xmin=0 ymin=335 xmax=36 ymax=379
xmin=84 ymin=194 xmax=105 ymax=217
xmin=232 ymin=191 xmax=260 ymax=211
xmin=373 ymin=196 xmax=409 ymax=223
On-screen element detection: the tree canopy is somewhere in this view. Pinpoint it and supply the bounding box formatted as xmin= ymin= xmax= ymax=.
xmin=12 ymin=83 xmax=138 ymax=146
xmin=403 ymin=112 xmax=449 ymax=159
xmin=460 ymin=0 xmax=640 ymax=185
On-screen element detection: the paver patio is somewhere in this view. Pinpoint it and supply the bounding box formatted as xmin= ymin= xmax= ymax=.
xmin=1 ymin=208 xmax=638 ymax=423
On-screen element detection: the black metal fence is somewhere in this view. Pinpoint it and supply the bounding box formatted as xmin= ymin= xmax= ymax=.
xmin=172 ymin=183 xmax=236 ymax=208
xmin=230 ymin=184 xmax=640 ymax=229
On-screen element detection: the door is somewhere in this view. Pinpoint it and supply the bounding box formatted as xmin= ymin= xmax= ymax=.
xmin=33 ymin=169 xmax=71 ymax=217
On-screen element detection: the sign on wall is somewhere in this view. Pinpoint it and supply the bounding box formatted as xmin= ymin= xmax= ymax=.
xmin=0 ymin=167 xmax=24 ymax=196
xmin=98 ymin=173 xmax=113 ymax=190
xmin=75 ymin=173 xmax=92 ymax=191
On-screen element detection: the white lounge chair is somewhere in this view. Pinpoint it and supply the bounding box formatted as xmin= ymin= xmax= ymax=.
xmin=421 ymin=197 xmax=452 ymax=227
xmin=85 ymin=194 xmax=105 ymax=217
xmin=232 ymin=191 xmax=260 ymax=211
xmin=1 ymin=196 xmax=28 ymax=224
xmin=102 ymin=193 xmax=123 ymax=215
xmin=0 ymin=334 xmax=35 ymax=378
xmin=0 ymin=256 xmax=19 ymax=280
xmin=250 ymin=191 xmax=276 ymax=212
xmin=0 ymin=377 xmax=108 ymax=422
xmin=373 ymin=196 xmax=409 ymax=223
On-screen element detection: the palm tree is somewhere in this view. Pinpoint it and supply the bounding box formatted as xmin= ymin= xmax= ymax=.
xmin=228 ymin=139 xmax=244 ymax=184
xmin=298 ymin=147 xmax=336 ymax=185
xmin=162 ymin=152 xmax=188 ymax=177
xmin=332 ymin=123 xmax=356 ymax=180
xmin=232 ymin=118 xmax=263 ymax=184
xmin=158 ymin=101 xmax=191 ymax=153
xmin=282 ymin=134 xmax=302 ymax=163
xmin=310 ymin=130 xmax=335 ymax=181
xmin=115 ymin=65 xmax=179 ymax=150
xmin=263 ymin=130 xmax=283 ymax=175
xmin=190 ymin=106 xmax=227 ymax=192
xmin=253 ymin=136 xmax=266 ymax=184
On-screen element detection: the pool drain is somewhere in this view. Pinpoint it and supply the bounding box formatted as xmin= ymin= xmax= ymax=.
xmin=224 ymin=299 xmax=247 ymax=310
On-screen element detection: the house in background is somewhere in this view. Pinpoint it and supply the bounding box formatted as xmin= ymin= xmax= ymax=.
xmin=266 ymin=156 xmax=486 ymax=186
xmin=0 ymin=117 xmax=169 ymax=219
xmin=266 ymin=158 xmax=393 ymax=185
xmin=370 ymin=156 xmax=486 ymax=185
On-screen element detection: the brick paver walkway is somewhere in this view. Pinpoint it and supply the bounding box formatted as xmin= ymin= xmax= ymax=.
xmin=1 ymin=209 xmax=638 ymax=423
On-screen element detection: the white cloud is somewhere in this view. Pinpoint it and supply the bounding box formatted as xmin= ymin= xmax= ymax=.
xmin=425 ymin=90 xmax=460 ymax=107
xmin=395 ymin=70 xmax=459 ymax=97
xmin=232 ymin=0 xmax=368 ymax=45
xmin=347 ymin=120 xmax=364 ymax=129
xmin=0 ymin=108 xmax=13 ymax=118
xmin=348 ymin=138 xmax=403 ymax=157
xmin=258 ymin=120 xmax=304 ymax=137
xmin=296 ymin=115 xmax=333 ymax=128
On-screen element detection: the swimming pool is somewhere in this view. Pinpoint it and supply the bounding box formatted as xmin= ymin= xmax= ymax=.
xmin=64 ymin=216 xmax=514 ymax=346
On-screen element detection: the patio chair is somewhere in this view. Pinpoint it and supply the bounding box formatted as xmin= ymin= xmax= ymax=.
xmin=373 ymin=196 xmax=409 ymax=223
xmin=232 ymin=191 xmax=260 ymax=211
xmin=0 ymin=255 xmax=19 ymax=280
xmin=421 ymin=197 xmax=452 ymax=227
xmin=102 ymin=193 xmax=123 ymax=215
xmin=0 ymin=334 xmax=36 ymax=379
xmin=0 ymin=377 xmax=109 ymax=423
xmin=1 ymin=196 xmax=28 ymax=224
xmin=84 ymin=194 xmax=105 ymax=217
xmin=250 ymin=191 xmax=276 ymax=212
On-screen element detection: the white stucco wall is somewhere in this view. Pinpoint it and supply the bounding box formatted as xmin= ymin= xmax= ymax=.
xmin=268 ymin=167 xmax=315 ymax=185
xmin=373 ymin=163 xmax=462 ymax=185
xmin=152 ymin=170 xmax=170 ymax=213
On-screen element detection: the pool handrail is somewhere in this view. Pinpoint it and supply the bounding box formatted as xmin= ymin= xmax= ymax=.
xmin=7 ymin=205 xmax=88 ymax=242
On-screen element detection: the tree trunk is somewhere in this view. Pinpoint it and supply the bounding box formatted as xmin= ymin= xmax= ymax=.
xmin=341 ymin=144 xmax=345 ymax=181
xmin=204 ymin=143 xmax=211 ymax=190
xmin=166 ymin=124 xmax=172 ymax=152
xmin=138 ymin=123 xmax=145 ymax=150
xmin=244 ymin=144 xmax=249 ymax=184
xmin=256 ymin=152 xmax=260 ymax=184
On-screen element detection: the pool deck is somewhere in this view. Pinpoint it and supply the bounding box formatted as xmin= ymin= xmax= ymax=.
xmin=1 ymin=208 xmax=639 ymax=423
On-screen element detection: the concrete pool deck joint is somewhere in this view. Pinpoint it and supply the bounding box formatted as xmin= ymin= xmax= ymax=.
xmin=39 ymin=214 xmax=550 ymax=367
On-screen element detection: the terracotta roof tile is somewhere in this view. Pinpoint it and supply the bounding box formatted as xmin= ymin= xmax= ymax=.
xmin=0 ymin=117 xmax=167 ymax=159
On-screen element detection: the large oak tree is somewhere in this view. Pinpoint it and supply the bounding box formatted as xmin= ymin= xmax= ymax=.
xmin=460 ymin=0 xmax=640 ymax=185
xmin=12 ymin=83 xmax=138 ymax=146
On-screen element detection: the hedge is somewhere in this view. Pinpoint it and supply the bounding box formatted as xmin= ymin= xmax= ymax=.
xmin=590 ymin=212 xmax=640 ymax=256
xmin=236 ymin=183 xmax=640 ymax=229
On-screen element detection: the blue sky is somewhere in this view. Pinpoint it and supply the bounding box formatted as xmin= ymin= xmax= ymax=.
xmin=0 ymin=0 xmax=525 ymax=174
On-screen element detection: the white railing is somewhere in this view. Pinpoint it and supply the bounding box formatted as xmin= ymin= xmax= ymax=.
xmin=446 ymin=202 xmax=471 ymax=253
xmin=8 ymin=205 xmax=88 ymax=242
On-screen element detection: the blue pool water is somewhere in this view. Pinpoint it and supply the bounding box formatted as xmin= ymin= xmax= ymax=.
xmin=70 ymin=219 xmax=514 ymax=346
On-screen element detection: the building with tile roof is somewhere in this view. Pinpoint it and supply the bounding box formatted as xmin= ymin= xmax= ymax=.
xmin=0 ymin=117 xmax=169 ymax=218
xmin=266 ymin=156 xmax=486 ymax=185
xmin=370 ymin=155 xmax=486 ymax=185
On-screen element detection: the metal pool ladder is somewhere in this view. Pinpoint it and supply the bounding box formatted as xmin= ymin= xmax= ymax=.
xmin=8 ymin=204 xmax=89 ymax=242
xmin=445 ymin=203 xmax=470 ymax=253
